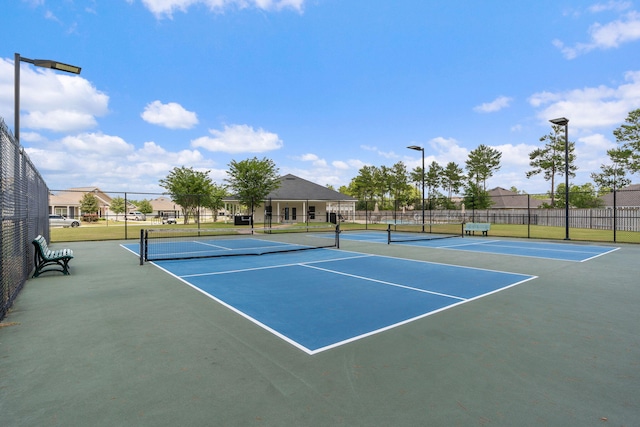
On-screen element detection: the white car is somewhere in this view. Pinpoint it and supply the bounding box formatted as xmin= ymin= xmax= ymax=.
xmin=162 ymin=216 xmax=177 ymax=224
xmin=49 ymin=214 xmax=80 ymax=228
xmin=125 ymin=211 xmax=146 ymax=221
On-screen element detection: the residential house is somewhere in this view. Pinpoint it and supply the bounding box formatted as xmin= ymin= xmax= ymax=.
xmin=224 ymin=174 xmax=358 ymax=224
xmin=488 ymin=187 xmax=544 ymax=209
xmin=600 ymin=184 xmax=640 ymax=209
xmin=49 ymin=187 xmax=113 ymax=219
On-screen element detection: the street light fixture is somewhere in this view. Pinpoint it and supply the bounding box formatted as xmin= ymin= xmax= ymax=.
xmin=549 ymin=117 xmax=570 ymax=240
xmin=407 ymin=145 xmax=425 ymax=232
xmin=14 ymin=53 xmax=82 ymax=143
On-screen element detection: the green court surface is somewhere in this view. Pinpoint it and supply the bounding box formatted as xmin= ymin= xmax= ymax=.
xmin=1 ymin=237 xmax=639 ymax=426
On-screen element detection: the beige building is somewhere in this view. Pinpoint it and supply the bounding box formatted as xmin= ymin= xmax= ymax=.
xmin=49 ymin=187 xmax=113 ymax=219
xmin=224 ymin=174 xmax=358 ymax=224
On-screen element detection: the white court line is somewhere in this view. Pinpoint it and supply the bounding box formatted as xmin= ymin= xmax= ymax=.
xmin=145 ymin=248 xmax=538 ymax=355
xmin=300 ymin=264 xmax=467 ymax=301
xmin=179 ymin=253 xmax=375 ymax=278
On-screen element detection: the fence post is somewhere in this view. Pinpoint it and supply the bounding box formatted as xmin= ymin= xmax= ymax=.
xmin=527 ymin=195 xmax=531 ymax=238
xmin=613 ymin=190 xmax=617 ymax=243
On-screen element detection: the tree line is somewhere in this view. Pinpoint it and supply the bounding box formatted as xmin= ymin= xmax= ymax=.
xmin=77 ymin=108 xmax=640 ymax=218
xmin=340 ymin=108 xmax=640 ymax=210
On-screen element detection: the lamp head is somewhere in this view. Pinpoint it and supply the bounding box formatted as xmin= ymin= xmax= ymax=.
xmin=549 ymin=117 xmax=569 ymax=126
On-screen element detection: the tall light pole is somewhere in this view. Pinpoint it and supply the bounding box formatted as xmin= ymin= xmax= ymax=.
xmin=407 ymin=145 xmax=425 ymax=232
xmin=549 ymin=117 xmax=570 ymax=240
xmin=14 ymin=53 xmax=81 ymax=143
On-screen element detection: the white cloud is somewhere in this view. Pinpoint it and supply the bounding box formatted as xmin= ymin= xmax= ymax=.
xmin=138 ymin=0 xmax=305 ymax=19
xmin=332 ymin=160 xmax=349 ymax=170
xmin=25 ymin=134 xmax=218 ymax=191
xmin=360 ymin=144 xmax=398 ymax=159
xmin=0 ymin=58 xmax=109 ymax=133
xmin=529 ymin=69 xmax=640 ymax=129
xmin=191 ymin=124 xmax=283 ymax=153
xmin=589 ymin=1 xmax=632 ymax=14
xmin=141 ymin=100 xmax=198 ymax=129
xmin=61 ymin=132 xmax=134 ymax=157
xmin=554 ymin=10 xmax=640 ymax=59
xmin=576 ymin=133 xmax=617 ymax=168
xmin=493 ymin=143 xmax=537 ymax=167
xmin=427 ymin=137 xmax=468 ymax=164
xmin=293 ymin=153 xmax=328 ymax=167
xmin=473 ymin=96 xmax=513 ymax=113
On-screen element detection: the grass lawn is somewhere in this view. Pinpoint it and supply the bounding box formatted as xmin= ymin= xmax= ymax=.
xmin=49 ymin=219 xmax=639 ymax=244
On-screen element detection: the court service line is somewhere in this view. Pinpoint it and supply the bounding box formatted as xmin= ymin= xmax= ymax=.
xmin=300 ymin=264 xmax=467 ymax=301
xmin=193 ymin=240 xmax=234 ymax=250
xmin=178 ymin=253 xmax=376 ymax=278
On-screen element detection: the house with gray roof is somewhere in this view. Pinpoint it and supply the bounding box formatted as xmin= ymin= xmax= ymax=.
xmin=224 ymin=174 xmax=358 ymax=224
xmin=600 ymin=184 xmax=640 ymax=208
xmin=488 ymin=187 xmax=545 ymax=209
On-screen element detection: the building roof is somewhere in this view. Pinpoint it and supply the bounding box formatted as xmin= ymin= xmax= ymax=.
xmin=487 ymin=187 xmax=544 ymax=209
xmin=225 ymin=174 xmax=357 ymax=202
xmin=600 ymin=183 xmax=640 ymax=207
xmin=49 ymin=187 xmax=113 ymax=206
xmin=149 ymin=196 xmax=179 ymax=211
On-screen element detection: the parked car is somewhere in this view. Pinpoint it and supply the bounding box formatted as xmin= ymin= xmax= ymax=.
xmin=49 ymin=214 xmax=80 ymax=228
xmin=125 ymin=211 xmax=146 ymax=221
xmin=162 ymin=216 xmax=177 ymax=224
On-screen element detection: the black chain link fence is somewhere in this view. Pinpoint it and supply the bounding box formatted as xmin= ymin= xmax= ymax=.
xmin=347 ymin=191 xmax=640 ymax=244
xmin=1 ymin=118 xmax=49 ymax=321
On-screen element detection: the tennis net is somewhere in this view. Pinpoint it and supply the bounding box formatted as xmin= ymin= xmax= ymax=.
xmin=141 ymin=224 xmax=340 ymax=262
xmin=387 ymin=222 xmax=463 ymax=244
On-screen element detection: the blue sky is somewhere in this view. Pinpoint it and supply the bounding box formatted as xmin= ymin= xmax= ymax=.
xmin=2 ymin=0 xmax=640 ymax=195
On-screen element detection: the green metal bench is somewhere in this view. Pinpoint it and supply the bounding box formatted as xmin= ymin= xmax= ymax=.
xmin=32 ymin=235 xmax=74 ymax=277
xmin=464 ymin=222 xmax=491 ymax=236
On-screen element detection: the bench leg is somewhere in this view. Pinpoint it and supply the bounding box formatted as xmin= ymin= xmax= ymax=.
xmin=33 ymin=259 xmax=71 ymax=277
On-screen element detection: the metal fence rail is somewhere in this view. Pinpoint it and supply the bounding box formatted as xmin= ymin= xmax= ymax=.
xmin=1 ymin=118 xmax=49 ymax=321
xmin=348 ymin=191 xmax=640 ymax=244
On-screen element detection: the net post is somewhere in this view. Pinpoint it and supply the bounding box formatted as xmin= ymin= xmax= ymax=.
xmin=387 ymin=224 xmax=391 ymax=244
xmin=460 ymin=222 xmax=464 ymax=238
xmin=139 ymin=229 xmax=144 ymax=265
xmin=335 ymin=223 xmax=340 ymax=249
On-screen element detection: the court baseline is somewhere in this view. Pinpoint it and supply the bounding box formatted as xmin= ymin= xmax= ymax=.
xmin=339 ymin=231 xmax=619 ymax=262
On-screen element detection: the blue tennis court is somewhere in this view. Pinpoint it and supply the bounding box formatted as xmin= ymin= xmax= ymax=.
xmin=125 ymin=243 xmax=535 ymax=354
xmin=340 ymin=230 xmax=619 ymax=262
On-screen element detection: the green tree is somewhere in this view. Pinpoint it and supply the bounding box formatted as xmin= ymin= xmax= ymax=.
xmin=350 ymin=165 xmax=378 ymax=211
xmin=409 ymin=165 xmax=424 ymax=210
xmin=556 ymin=183 xmax=603 ymax=208
xmin=79 ymin=193 xmax=99 ymax=216
xmin=463 ymin=182 xmax=492 ymax=210
xmin=109 ymin=196 xmax=126 ymax=220
xmin=441 ymin=161 xmax=464 ymax=202
xmin=465 ymin=144 xmax=502 ymax=191
xmin=526 ymin=125 xmax=576 ymax=207
xmin=572 ymin=183 xmax=604 ymax=208
xmin=387 ymin=161 xmax=411 ymax=209
xmin=225 ymin=157 xmax=280 ymax=226
xmin=160 ymin=166 xmax=216 ymax=224
xmin=425 ymin=161 xmax=443 ymax=209
xmin=136 ymin=199 xmax=153 ymax=215
xmin=613 ymin=108 xmax=640 ymax=174
xmin=375 ymin=165 xmax=392 ymax=209
xmin=202 ymin=184 xmax=227 ymax=222
xmin=590 ymin=148 xmax=631 ymax=192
